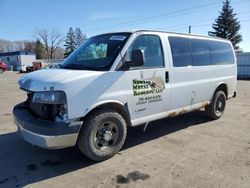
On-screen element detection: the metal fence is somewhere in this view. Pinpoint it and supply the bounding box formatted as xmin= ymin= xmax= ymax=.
xmin=36 ymin=59 xmax=65 ymax=64
xmin=237 ymin=52 xmax=250 ymax=79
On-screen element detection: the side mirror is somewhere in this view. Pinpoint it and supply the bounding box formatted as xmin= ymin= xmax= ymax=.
xmin=128 ymin=49 xmax=145 ymax=67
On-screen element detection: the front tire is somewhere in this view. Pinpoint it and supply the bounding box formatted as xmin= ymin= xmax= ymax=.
xmin=77 ymin=109 xmax=127 ymax=161
xmin=205 ymin=90 xmax=226 ymax=120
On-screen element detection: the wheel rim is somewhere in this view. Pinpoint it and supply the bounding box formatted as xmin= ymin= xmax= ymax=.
xmin=215 ymin=94 xmax=225 ymax=115
xmin=93 ymin=121 xmax=119 ymax=151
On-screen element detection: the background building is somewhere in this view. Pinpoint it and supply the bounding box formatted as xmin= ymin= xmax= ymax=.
xmin=237 ymin=52 xmax=250 ymax=79
xmin=0 ymin=51 xmax=35 ymax=71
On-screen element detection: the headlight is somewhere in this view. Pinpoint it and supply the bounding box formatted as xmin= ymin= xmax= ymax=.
xmin=32 ymin=91 xmax=66 ymax=104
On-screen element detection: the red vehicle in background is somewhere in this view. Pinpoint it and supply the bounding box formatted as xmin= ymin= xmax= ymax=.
xmin=0 ymin=61 xmax=7 ymax=74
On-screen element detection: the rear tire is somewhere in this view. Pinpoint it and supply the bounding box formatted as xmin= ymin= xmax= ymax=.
xmin=77 ymin=109 xmax=127 ymax=161
xmin=205 ymin=90 xmax=226 ymax=120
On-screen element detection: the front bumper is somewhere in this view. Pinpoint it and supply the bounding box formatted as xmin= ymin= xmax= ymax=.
xmin=13 ymin=103 xmax=82 ymax=149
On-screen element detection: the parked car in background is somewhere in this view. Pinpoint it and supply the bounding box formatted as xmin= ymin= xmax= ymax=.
xmin=25 ymin=62 xmax=61 ymax=72
xmin=0 ymin=61 xmax=7 ymax=74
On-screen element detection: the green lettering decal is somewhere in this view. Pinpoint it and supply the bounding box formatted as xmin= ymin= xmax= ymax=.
xmin=132 ymin=76 xmax=165 ymax=96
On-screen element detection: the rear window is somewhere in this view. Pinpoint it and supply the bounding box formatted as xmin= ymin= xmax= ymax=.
xmin=206 ymin=40 xmax=234 ymax=65
xmin=169 ymin=36 xmax=235 ymax=67
xmin=169 ymin=37 xmax=192 ymax=67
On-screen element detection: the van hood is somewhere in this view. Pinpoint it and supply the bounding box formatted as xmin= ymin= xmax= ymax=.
xmin=19 ymin=69 xmax=105 ymax=91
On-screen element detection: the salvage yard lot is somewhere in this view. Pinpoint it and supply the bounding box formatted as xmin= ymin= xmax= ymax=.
xmin=0 ymin=71 xmax=250 ymax=188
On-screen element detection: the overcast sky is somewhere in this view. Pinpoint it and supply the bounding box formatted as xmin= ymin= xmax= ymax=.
xmin=0 ymin=0 xmax=249 ymax=51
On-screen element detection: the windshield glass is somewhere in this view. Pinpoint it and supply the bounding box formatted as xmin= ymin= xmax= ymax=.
xmin=62 ymin=33 xmax=131 ymax=71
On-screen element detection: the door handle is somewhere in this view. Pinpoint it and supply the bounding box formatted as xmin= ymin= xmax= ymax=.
xmin=165 ymin=72 xmax=169 ymax=83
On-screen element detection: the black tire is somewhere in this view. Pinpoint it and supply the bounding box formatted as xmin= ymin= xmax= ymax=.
xmin=205 ymin=90 xmax=226 ymax=120
xmin=77 ymin=109 xmax=127 ymax=161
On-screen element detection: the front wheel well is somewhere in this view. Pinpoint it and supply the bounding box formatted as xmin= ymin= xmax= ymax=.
xmin=81 ymin=103 xmax=132 ymax=127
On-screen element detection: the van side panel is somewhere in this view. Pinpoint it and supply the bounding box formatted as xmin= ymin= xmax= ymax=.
xmin=128 ymin=32 xmax=236 ymax=126
xmin=166 ymin=34 xmax=236 ymax=111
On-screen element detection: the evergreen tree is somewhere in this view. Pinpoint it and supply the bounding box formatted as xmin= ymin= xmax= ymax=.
xmin=209 ymin=0 xmax=242 ymax=50
xmin=75 ymin=27 xmax=86 ymax=48
xmin=35 ymin=39 xmax=45 ymax=59
xmin=64 ymin=27 xmax=76 ymax=58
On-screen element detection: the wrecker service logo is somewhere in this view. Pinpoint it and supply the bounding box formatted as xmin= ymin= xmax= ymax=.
xmin=132 ymin=71 xmax=165 ymax=96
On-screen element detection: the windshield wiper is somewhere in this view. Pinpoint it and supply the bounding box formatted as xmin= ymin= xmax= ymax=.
xmin=62 ymin=64 xmax=87 ymax=70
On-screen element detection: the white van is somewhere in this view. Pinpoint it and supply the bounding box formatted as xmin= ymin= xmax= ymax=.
xmin=13 ymin=30 xmax=237 ymax=161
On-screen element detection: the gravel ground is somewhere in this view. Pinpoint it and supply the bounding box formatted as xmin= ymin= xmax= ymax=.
xmin=0 ymin=71 xmax=250 ymax=188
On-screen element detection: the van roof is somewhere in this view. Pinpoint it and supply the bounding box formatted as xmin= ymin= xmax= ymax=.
xmin=98 ymin=29 xmax=229 ymax=42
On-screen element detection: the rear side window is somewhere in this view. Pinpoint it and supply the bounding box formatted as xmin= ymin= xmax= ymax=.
xmin=169 ymin=37 xmax=192 ymax=67
xmin=190 ymin=39 xmax=210 ymax=66
xmin=128 ymin=35 xmax=164 ymax=68
xmin=207 ymin=40 xmax=234 ymax=65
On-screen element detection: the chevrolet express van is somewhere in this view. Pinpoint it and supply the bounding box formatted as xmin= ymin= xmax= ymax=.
xmin=13 ymin=30 xmax=237 ymax=161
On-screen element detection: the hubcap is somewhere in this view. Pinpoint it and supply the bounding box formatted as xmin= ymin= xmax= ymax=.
xmin=215 ymin=95 xmax=225 ymax=114
xmin=102 ymin=129 xmax=112 ymax=142
xmin=94 ymin=121 xmax=118 ymax=150
xmin=218 ymin=101 xmax=222 ymax=109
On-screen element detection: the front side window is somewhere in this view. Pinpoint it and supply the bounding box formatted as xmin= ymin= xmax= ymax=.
xmin=62 ymin=33 xmax=130 ymax=71
xmin=127 ymin=35 xmax=164 ymax=68
xmin=169 ymin=37 xmax=192 ymax=67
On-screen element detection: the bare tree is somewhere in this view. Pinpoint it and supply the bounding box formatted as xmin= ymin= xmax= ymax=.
xmin=34 ymin=28 xmax=64 ymax=59
xmin=35 ymin=29 xmax=49 ymax=58
xmin=53 ymin=47 xmax=64 ymax=59
xmin=0 ymin=39 xmax=15 ymax=52
xmin=50 ymin=30 xmax=64 ymax=59
xmin=14 ymin=41 xmax=25 ymax=51
xmin=23 ymin=41 xmax=35 ymax=52
xmin=0 ymin=39 xmax=35 ymax=53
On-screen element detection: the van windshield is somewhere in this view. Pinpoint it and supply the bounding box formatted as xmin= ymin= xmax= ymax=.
xmin=62 ymin=33 xmax=131 ymax=71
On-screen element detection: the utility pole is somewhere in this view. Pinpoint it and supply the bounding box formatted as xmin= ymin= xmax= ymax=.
xmin=189 ymin=25 xmax=191 ymax=34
